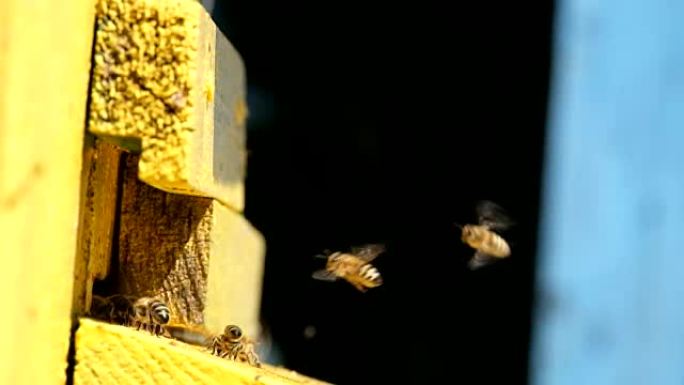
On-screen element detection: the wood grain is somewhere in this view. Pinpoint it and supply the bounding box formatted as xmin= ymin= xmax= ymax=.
xmin=73 ymin=135 xmax=123 ymax=317
xmin=111 ymin=153 xmax=265 ymax=336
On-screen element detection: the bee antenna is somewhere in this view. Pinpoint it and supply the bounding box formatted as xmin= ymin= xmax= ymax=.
xmin=454 ymin=223 xmax=463 ymax=230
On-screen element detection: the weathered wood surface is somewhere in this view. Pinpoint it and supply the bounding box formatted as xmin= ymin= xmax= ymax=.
xmin=0 ymin=0 xmax=96 ymax=383
xmin=112 ymin=153 xmax=265 ymax=336
xmin=73 ymin=136 xmax=123 ymax=316
xmin=75 ymin=318 xmax=332 ymax=385
xmin=88 ymin=0 xmax=248 ymax=211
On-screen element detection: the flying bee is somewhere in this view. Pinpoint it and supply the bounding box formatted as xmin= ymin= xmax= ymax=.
xmin=458 ymin=200 xmax=514 ymax=270
xmin=211 ymin=325 xmax=262 ymax=368
xmin=311 ymin=243 xmax=385 ymax=292
xmin=129 ymin=296 xmax=171 ymax=336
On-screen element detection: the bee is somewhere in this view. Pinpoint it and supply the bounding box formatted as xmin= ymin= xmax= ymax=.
xmin=88 ymin=294 xmax=136 ymax=326
xmin=88 ymin=294 xmax=170 ymax=336
xmin=166 ymin=323 xmax=263 ymax=368
xmin=129 ymin=296 xmax=171 ymax=336
xmin=311 ymin=243 xmax=385 ymax=292
xmin=211 ymin=325 xmax=262 ymax=367
xmin=458 ymin=200 xmax=514 ymax=270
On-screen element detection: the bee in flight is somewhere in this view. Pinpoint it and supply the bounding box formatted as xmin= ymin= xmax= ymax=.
xmin=458 ymin=200 xmax=514 ymax=270
xmin=211 ymin=325 xmax=262 ymax=367
xmin=311 ymin=243 xmax=385 ymax=292
xmin=89 ymin=294 xmax=171 ymax=336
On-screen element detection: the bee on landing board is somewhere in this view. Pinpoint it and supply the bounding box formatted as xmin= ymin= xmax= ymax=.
xmin=130 ymin=296 xmax=171 ymax=336
xmin=311 ymin=243 xmax=385 ymax=292
xmin=458 ymin=200 xmax=514 ymax=270
xmin=166 ymin=323 xmax=262 ymax=368
xmin=211 ymin=325 xmax=262 ymax=367
xmin=88 ymin=294 xmax=170 ymax=336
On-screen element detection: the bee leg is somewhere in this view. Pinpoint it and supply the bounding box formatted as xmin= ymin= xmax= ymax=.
xmin=211 ymin=342 xmax=221 ymax=356
xmin=351 ymin=282 xmax=367 ymax=292
xmin=213 ymin=344 xmax=225 ymax=358
xmin=249 ymin=353 xmax=261 ymax=367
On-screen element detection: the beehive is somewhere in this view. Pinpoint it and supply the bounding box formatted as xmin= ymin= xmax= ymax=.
xmin=0 ymin=0 xmax=329 ymax=383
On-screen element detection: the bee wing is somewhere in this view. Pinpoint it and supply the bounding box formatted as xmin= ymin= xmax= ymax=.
xmin=468 ymin=251 xmax=497 ymax=270
xmin=476 ymin=200 xmax=514 ymax=231
xmin=350 ymin=243 xmax=386 ymax=262
xmin=166 ymin=324 xmax=214 ymax=347
xmin=311 ymin=269 xmax=338 ymax=282
xmin=254 ymin=320 xmax=272 ymax=361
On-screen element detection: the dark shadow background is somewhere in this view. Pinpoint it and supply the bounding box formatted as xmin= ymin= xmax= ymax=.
xmin=208 ymin=1 xmax=554 ymax=384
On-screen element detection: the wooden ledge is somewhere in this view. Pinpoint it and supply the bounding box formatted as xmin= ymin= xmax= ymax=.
xmin=88 ymin=0 xmax=247 ymax=211
xmin=75 ymin=318 xmax=333 ymax=385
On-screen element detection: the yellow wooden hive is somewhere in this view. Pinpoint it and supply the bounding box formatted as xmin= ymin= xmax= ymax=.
xmin=0 ymin=0 xmax=332 ymax=383
xmin=75 ymin=318 xmax=331 ymax=385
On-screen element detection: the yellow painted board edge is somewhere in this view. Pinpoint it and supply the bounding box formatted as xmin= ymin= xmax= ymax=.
xmin=88 ymin=0 xmax=246 ymax=211
xmin=75 ymin=318 xmax=334 ymax=385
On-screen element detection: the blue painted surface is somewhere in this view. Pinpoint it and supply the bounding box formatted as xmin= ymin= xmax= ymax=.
xmin=531 ymin=0 xmax=684 ymax=384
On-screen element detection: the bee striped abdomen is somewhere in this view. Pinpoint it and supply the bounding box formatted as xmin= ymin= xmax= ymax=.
xmin=359 ymin=264 xmax=383 ymax=285
xmin=482 ymin=232 xmax=510 ymax=257
xmin=130 ymin=297 xmax=171 ymax=336
xmin=149 ymin=300 xmax=171 ymax=324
